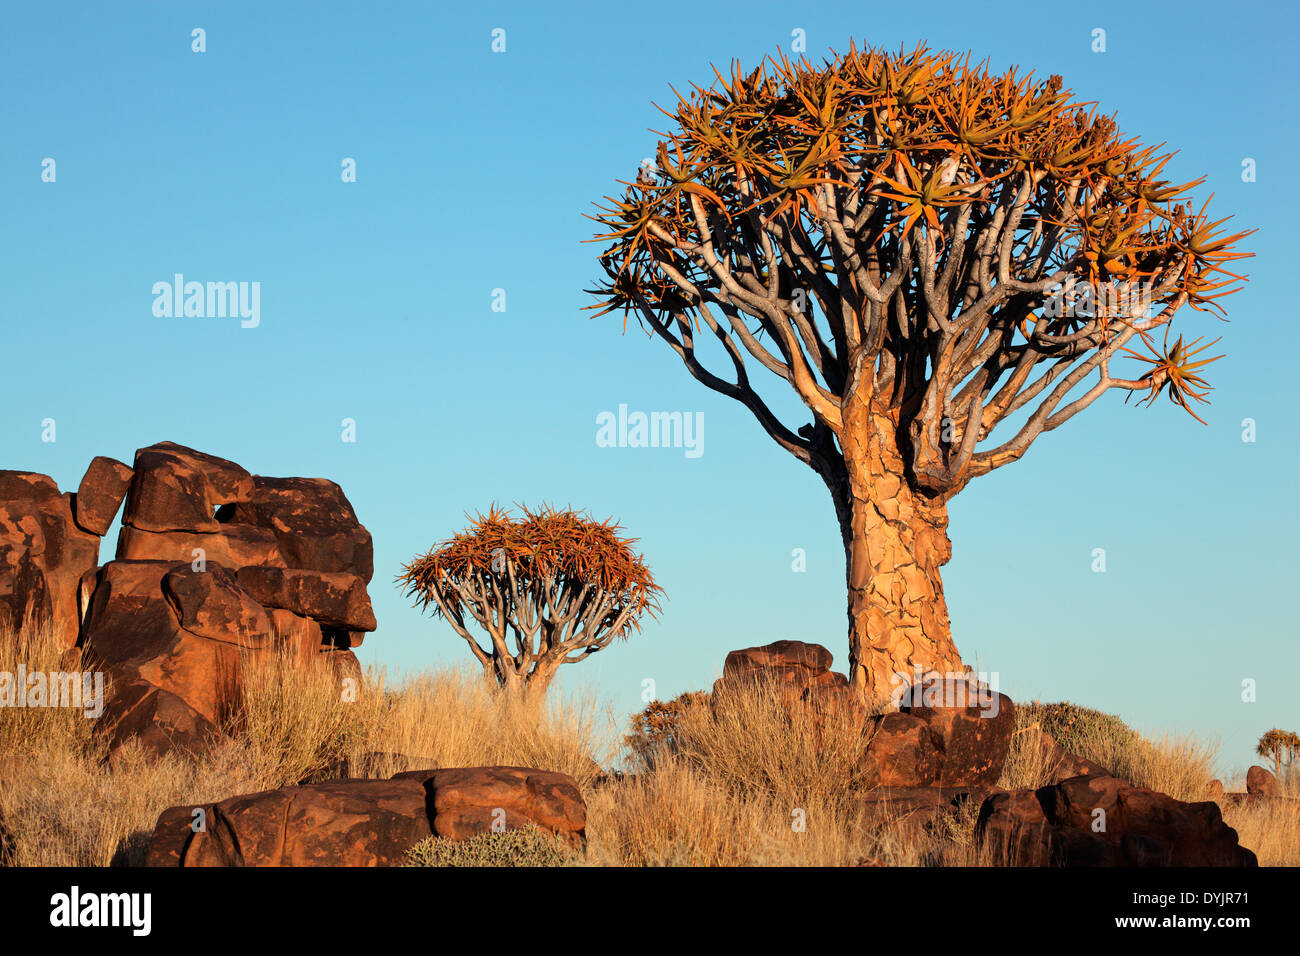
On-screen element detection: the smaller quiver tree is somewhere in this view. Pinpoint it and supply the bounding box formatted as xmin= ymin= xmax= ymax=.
xmin=1256 ymin=728 xmax=1300 ymax=784
xmin=398 ymin=505 xmax=663 ymax=695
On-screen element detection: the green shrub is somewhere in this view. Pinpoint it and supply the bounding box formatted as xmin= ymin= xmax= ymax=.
xmin=404 ymin=825 xmax=576 ymax=867
xmin=1017 ymin=701 xmax=1216 ymax=801
xmin=1021 ymin=701 xmax=1141 ymax=755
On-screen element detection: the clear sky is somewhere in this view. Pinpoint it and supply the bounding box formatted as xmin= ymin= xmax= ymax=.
xmin=2 ymin=0 xmax=1296 ymax=777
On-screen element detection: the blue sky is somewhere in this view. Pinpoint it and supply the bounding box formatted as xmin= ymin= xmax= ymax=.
xmin=2 ymin=0 xmax=1296 ymax=777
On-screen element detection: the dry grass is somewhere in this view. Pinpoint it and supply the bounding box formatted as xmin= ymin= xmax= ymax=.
xmin=351 ymin=669 xmax=609 ymax=789
xmin=996 ymin=703 xmax=1299 ymax=865
xmin=584 ymin=758 xmax=994 ymax=866
xmin=0 ymin=617 xmax=609 ymax=865
xmin=0 ymin=613 xmax=89 ymax=759
xmin=666 ymin=675 xmax=881 ymax=806
xmin=588 ymin=685 xmax=1295 ymax=867
xmin=1221 ymin=794 xmax=1300 ymax=866
xmin=998 ymin=716 xmax=1069 ymax=791
xmin=587 ymin=678 xmax=977 ymax=866
xmin=0 ymin=615 xmax=1294 ymax=866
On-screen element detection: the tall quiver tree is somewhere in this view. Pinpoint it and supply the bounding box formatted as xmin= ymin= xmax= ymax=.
xmin=588 ymin=43 xmax=1251 ymax=698
xmin=399 ymin=505 xmax=662 ymax=695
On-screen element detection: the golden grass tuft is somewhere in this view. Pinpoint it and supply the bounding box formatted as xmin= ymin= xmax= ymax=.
xmin=1221 ymin=794 xmax=1300 ymax=867
xmin=0 ymin=613 xmax=90 ymax=759
xmin=348 ymin=667 xmax=610 ymax=790
xmin=664 ymin=675 xmax=881 ymax=808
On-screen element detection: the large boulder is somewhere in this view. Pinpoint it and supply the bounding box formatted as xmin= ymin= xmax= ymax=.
xmin=81 ymin=561 xmax=250 ymax=725
xmin=976 ymin=774 xmax=1258 ymax=866
xmin=712 ymin=640 xmax=848 ymax=709
xmin=146 ymin=767 xmax=586 ymax=866
xmin=1246 ymin=765 xmax=1281 ymax=798
xmin=230 ymin=477 xmax=374 ymax=582
xmin=146 ymin=780 xmax=432 ymax=867
xmin=723 ymin=640 xmax=833 ymax=679
xmin=2 ymin=443 xmax=378 ymax=762
xmin=709 ymin=644 xmax=1014 ymax=790
xmin=900 ymin=677 xmax=1015 ymax=787
xmin=162 ymin=563 xmax=272 ymax=648
xmin=862 ymin=712 xmax=942 ymax=787
xmin=74 ymin=456 xmax=133 ymax=536
xmin=0 ymin=471 xmax=101 ymax=647
xmin=99 ymin=678 xmax=223 ymax=762
xmin=122 ymin=443 xmax=254 ymax=533
xmin=391 ymin=766 xmax=587 ymax=848
xmin=81 ymin=561 xmax=191 ymax=665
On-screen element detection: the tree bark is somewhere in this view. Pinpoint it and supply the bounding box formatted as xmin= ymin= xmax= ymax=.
xmin=526 ymin=655 xmax=562 ymax=697
xmin=486 ymin=651 xmax=562 ymax=698
xmin=830 ymin=388 xmax=966 ymax=702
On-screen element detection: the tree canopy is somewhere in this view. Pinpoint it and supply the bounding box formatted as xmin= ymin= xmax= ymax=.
xmin=588 ymin=41 xmax=1253 ymax=493
xmin=398 ymin=505 xmax=662 ymax=692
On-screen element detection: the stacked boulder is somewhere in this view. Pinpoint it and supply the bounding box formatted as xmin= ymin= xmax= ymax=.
xmin=1 ymin=442 xmax=377 ymax=760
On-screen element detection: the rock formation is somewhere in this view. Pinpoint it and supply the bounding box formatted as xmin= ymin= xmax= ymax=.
xmin=977 ymin=774 xmax=1257 ymax=866
xmin=713 ymin=639 xmax=1257 ymax=867
xmin=0 ymin=471 xmax=103 ymax=648
xmin=0 ymin=442 xmax=377 ymax=760
xmin=146 ymin=767 xmax=585 ymax=866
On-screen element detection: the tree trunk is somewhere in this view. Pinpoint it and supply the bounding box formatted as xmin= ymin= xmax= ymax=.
xmin=833 ymin=390 xmax=965 ymax=702
xmin=527 ymin=655 xmax=562 ymax=697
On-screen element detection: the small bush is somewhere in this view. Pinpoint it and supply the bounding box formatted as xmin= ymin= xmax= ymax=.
xmin=1023 ymin=701 xmax=1141 ymax=754
xmin=623 ymin=691 xmax=711 ymax=770
xmin=404 ymin=825 xmax=575 ymax=867
xmin=1015 ymin=701 xmax=1216 ymax=801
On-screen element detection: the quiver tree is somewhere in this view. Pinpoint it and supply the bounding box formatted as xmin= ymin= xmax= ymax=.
xmin=587 ymin=42 xmax=1252 ymax=698
xmin=1256 ymin=728 xmax=1300 ymax=782
xmin=398 ymin=505 xmax=662 ymax=694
